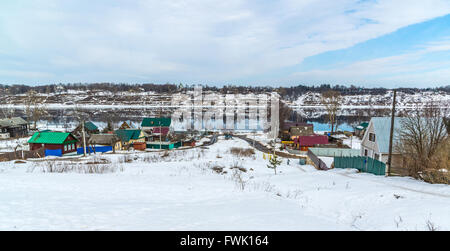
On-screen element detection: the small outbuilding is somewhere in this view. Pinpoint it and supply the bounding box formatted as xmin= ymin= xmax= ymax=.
xmin=88 ymin=134 xmax=122 ymax=153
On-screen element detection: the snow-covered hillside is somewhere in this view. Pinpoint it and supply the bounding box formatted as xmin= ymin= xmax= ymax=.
xmin=0 ymin=137 xmax=449 ymax=230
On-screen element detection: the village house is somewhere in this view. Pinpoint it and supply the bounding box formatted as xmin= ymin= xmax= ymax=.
xmin=88 ymin=134 xmax=122 ymax=153
xmin=292 ymin=135 xmax=329 ymax=151
xmin=0 ymin=117 xmax=29 ymax=138
xmin=119 ymin=121 xmax=132 ymax=130
xmin=360 ymin=117 xmax=405 ymax=168
xmin=280 ymin=122 xmax=314 ymax=140
xmin=114 ymin=129 xmax=145 ymax=149
xmin=141 ymin=117 xmax=171 ymax=138
xmin=28 ymin=131 xmax=79 ymax=155
xmin=72 ymin=121 xmax=100 ymax=139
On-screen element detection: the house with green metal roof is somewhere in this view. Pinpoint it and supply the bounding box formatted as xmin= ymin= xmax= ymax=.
xmin=28 ymin=131 xmax=79 ymax=155
xmin=72 ymin=121 xmax=100 ymax=139
xmin=142 ymin=117 xmax=171 ymax=127
xmin=141 ymin=117 xmax=172 ymax=138
xmin=84 ymin=121 xmax=99 ymax=132
xmin=114 ymin=129 xmax=145 ymax=149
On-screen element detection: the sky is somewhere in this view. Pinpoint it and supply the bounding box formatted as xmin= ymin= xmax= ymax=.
xmin=1 ymin=0 xmax=450 ymax=88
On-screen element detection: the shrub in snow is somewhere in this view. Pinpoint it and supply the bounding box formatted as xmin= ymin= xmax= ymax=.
xmin=267 ymin=154 xmax=282 ymax=175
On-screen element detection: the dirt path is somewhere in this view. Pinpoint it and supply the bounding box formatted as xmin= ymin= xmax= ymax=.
xmin=234 ymin=135 xmax=305 ymax=159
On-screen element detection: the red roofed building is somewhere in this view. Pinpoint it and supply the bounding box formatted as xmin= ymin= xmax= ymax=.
xmin=292 ymin=135 xmax=328 ymax=151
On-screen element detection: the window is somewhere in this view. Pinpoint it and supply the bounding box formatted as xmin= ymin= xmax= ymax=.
xmin=364 ymin=149 xmax=368 ymax=156
xmin=369 ymin=133 xmax=376 ymax=142
xmin=64 ymin=145 xmax=67 ymax=152
xmin=374 ymin=153 xmax=380 ymax=160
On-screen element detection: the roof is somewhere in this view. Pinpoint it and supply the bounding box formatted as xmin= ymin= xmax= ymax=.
xmin=356 ymin=122 xmax=369 ymax=130
xmin=152 ymin=127 xmax=170 ymax=135
xmin=293 ymin=135 xmax=328 ymax=146
xmin=282 ymin=122 xmax=313 ymax=131
xmin=142 ymin=117 xmax=171 ymax=127
xmin=88 ymin=134 xmax=120 ymax=145
xmin=84 ymin=121 xmax=98 ymax=131
xmin=114 ymin=129 xmax=144 ymax=142
xmin=369 ymin=117 xmax=407 ymax=153
xmin=290 ymin=126 xmax=314 ymax=136
xmin=119 ymin=122 xmax=131 ymax=129
xmin=0 ymin=117 xmax=28 ymax=127
xmin=28 ymin=131 xmax=78 ymax=144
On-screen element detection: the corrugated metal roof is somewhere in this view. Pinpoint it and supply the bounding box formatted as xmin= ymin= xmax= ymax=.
xmin=141 ymin=117 xmax=171 ymax=127
xmin=115 ymin=129 xmax=143 ymax=142
xmin=88 ymin=134 xmax=120 ymax=145
xmin=153 ymin=127 xmax=170 ymax=135
xmin=293 ymin=135 xmax=328 ymax=146
xmin=0 ymin=117 xmax=27 ymax=127
xmin=370 ymin=117 xmax=407 ymax=153
xmin=28 ymin=131 xmax=77 ymax=144
xmin=84 ymin=121 xmax=98 ymax=131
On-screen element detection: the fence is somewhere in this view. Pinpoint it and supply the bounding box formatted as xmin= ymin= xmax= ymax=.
xmin=0 ymin=148 xmax=45 ymax=162
xmin=45 ymin=149 xmax=62 ymax=157
xmin=307 ymin=149 xmax=329 ymax=170
xmin=77 ymin=146 xmax=113 ymax=155
xmin=334 ymin=156 xmax=386 ymax=176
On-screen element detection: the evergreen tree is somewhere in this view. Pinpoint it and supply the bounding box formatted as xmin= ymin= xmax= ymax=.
xmin=267 ymin=154 xmax=282 ymax=175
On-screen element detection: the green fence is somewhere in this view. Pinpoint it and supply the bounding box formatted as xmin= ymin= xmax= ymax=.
xmin=334 ymin=156 xmax=386 ymax=176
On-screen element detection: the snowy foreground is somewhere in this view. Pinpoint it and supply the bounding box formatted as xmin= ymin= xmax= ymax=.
xmin=0 ymin=137 xmax=449 ymax=231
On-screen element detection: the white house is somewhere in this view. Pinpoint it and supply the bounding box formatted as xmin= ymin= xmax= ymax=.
xmin=360 ymin=117 xmax=406 ymax=167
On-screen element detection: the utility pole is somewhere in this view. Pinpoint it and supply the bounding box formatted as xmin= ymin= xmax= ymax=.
xmin=386 ymin=89 xmax=397 ymax=177
xmin=82 ymin=120 xmax=87 ymax=157
xmin=159 ymin=121 xmax=162 ymax=150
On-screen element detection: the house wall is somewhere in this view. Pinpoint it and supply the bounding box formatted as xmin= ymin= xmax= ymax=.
xmin=6 ymin=125 xmax=28 ymax=138
xmin=360 ymin=122 xmax=379 ymax=159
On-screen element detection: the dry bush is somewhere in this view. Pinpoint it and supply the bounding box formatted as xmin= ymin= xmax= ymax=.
xmin=230 ymin=160 xmax=247 ymax=172
xmin=420 ymin=169 xmax=450 ymax=185
xmin=211 ymin=166 xmax=225 ymax=174
xmin=396 ymin=104 xmax=449 ymax=181
xmin=230 ymin=147 xmax=255 ymax=157
xmin=232 ymin=169 xmax=247 ymax=191
xmin=119 ymin=155 xmax=133 ymax=163
xmin=33 ymin=160 xmax=121 ymax=174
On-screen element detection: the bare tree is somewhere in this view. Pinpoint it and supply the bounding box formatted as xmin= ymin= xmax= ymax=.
xmin=25 ymin=90 xmax=48 ymax=129
xmin=396 ymin=102 xmax=449 ymax=179
xmin=0 ymin=104 xmax=15 ymax=119
xmin=321 ymin=90 xmax=342 ymax=134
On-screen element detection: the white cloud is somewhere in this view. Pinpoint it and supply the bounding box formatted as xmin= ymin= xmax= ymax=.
xmin=1 ymin=0 xmax=450 ymax=84
xmin=290 ymin=38 xmax=450 ymax=87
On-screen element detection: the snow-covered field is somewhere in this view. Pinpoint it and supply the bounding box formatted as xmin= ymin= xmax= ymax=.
xmin=0 ymin=137 xmax=449 ymax=231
